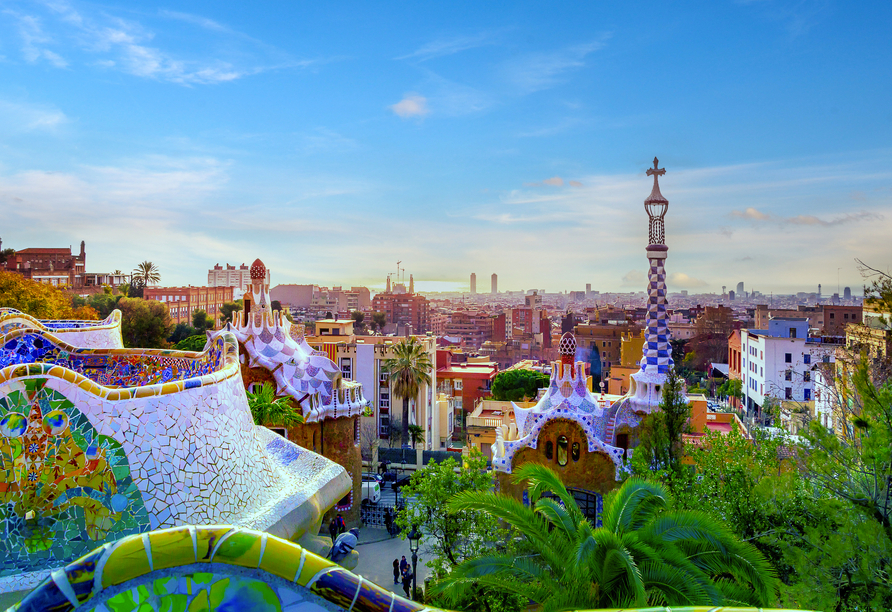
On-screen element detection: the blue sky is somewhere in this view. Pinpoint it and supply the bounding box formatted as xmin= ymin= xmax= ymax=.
xmin=1 ymin=0 xmax=890 ymax=295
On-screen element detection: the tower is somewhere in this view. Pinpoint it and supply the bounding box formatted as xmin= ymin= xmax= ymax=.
xmin=844 ymin=286 xmax=852 ymax=300
xmin=470 ymin=273 xmax=476 ymax=294
xmin=626 ymin=157 xmax=674 ymax=413
xmin=736 ymin=281 xmax=744 ymax=296
xmin=491 ymin=273 xmax=498 ymax=294
xmin=818 ymin=284 xmax=822 ymax=299
xmin=386 ymin=275 xmax=391 ymax=294
xmin=409 ymin=274 xmax=414 ymax=294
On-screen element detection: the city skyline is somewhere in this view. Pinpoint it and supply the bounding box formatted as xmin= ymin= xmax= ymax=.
xmin=0 ymin=2 xmax=890 ymax=293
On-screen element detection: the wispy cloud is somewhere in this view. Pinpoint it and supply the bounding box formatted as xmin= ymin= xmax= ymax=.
xmin=6 ymin=1 xmax=314 ymax=84
xmin=389 ymin=94 xmax=429 ymax=118
xmin=396 ymin=31 xmax=497 ymax=62
xmin=299 ymin=128 xmax=359 ymax=153
xmin=730 ymin=206 xmax=882 ymax=226
xmin=0 ymin=99 xmax=68 ymax=131
xmin=502 ymin=37 xmax=609 ymax=94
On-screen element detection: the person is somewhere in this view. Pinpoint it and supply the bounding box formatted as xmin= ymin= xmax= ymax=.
xmin=384 ymin=507 xmax=394 ymax=537
xmin=329 ymin=528 xmax=360 ymax=564
xmin=328 ymin=517 xmax=338 ymax=541
xmin=401 ymin=566 xmax=412 ymax=598
xmin=392 ymin=558 xmax=399 ymax=584
xmin=399 ymin=555 xmax=408 ymax=576
xmin=336 ymin=513 xmax=346 ymax=536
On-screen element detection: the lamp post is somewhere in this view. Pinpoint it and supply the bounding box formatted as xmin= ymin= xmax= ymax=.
xmin=407 ymin=525 xmax=422 ymax=601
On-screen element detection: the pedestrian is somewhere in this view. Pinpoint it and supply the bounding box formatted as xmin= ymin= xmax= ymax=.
xmin=399 ymin=555 xmax=408 ymax=576
xmin=336 ymin=513 xmax=346 ymax=536
xmin=329 ymin=528 xmax=360 ymax=564
xmin=328 ymin=517 xmax=337 ymax=541
xmin=401 ymin=567 xmax=412 ymax=598
xmin=392 ymin=558 xmax=399 ymax=584
xmin=384 ymin=507 xmax=394 ymax=537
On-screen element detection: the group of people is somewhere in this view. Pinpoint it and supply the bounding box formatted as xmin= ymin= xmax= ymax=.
xmin=328 ymin=513 xmax=347 ymax=540
xmin=393 ymin=555 xmax=413 ymax=597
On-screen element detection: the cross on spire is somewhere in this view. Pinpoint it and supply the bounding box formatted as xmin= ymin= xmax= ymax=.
xmin=646 ymin=157 xmax=665 ymax=185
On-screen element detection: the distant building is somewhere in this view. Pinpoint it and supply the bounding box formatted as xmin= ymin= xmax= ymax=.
xmin=736 ymin=281 xmax=744 ymax=297
xmin=444 ymin=310 xmax=494 ymax=349
xmin=728 ymin=289 xmax=735 ymax=301
xmin=844 ymin=286 xmax=852 ymax=300
xmin=208 ymin=263 xmax=267 ymax=292
xmin=3 ymin=241 xmax=86 ymax=288
xmin=144 ymin=285 xmax=234 ymax=326
xmin=436 ymin=351 xmax=498 ymax=415
xmin=372 ymin=276 xmax=430 ymax=333
xmin=491 ymin=273 xmax=498 ymax=294
xmin=470 ymin=273 xmax=476 ymax=294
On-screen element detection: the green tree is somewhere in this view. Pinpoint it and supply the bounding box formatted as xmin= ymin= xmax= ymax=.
xmin=174 ymin=334 xmax=208 ymax=352
xmin=490 ymin=369 xmax=548 ymax=402
xmin=395 ymin=450 xmax=498 ymax=577
xmin=219 ymin=300 xmax=243 ymax=325
xmin=382 ymin=336 xmax=432 ymax=447
xmin=436 ymin=464 xmax=778 ymax=610
xmin=247 ymin=383 xmax=304 ymax=427
xmin=0 ymin=247 xmax=16 ymax=266
xmin=168 ymin=322 xmax=199 ymax=344
xmin=132 ymin=261 xmax=160 ymax=287
xmin=371 ymin=311 xmax=386 ymax=332
xmin=408 ymin=423 xmax=424 ymax=446
xmin=630 ymin=368 xmax=690 ymax=474
xmin=191 ymin=309 xmax=214 ymax=331
xmin=117 ymin=297 xmax=173 ymax=348
xmin=86 ymin=292 xmax=121 ymax=319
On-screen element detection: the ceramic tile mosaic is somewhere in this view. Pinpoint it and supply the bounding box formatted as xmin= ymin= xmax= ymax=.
xmin=222 ymin=260 xmax=368 ymax=423
xmin=0 ymin=329 xmax=350 ymax=596
xmin=0 ymin=309 xmax=123 ymax=350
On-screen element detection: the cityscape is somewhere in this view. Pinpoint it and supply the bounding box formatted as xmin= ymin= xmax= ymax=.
xmin=0 ymin=3 xmax=890 ymax=612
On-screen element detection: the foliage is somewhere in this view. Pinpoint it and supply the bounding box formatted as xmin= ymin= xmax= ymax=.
xmin=174 ymin=335 xmax=208 ymax=352
xmin=86 ymin=292 xmax=122 ymax=318
xmin=690 ymin=306 xmax=736 ymax=371
xmin=132 ymin=261 xmax=160 ymax=287
xmin=408 ymin=424 xmax=424 ymax=446
xmin=630 ymin=369 xmax=690 ymax=474
xmin=168 ymin=322 xmax=199 ymax=344
xmin=117 ymin=297 xmax=173 ymax=349
xmin=126 ymin=277 xmax=145 ymax=299
xmin=370 ymin=311 xmax=386 ymax=332
xmin=0 ymin=247 xmax=16 ymax=266
xmin=351 ymin=310 xmax=364 ymax=324
xmin=395 ymin=450 xmax=498 ymax=578
xmin=219 ymin=300 xmax=243 ymax=325
xmin=490 ymin=369 xmax=548 ymax=402
xmin=191 ymin=309 xmax=214 ymax=331
xmin=717 ymin=378 xmax=743 ymax=400
xmin=0 ymin=271 xmax=99 ymax=320
xmin=435 ymin=464 xmax=778 ymax=610
xmin=382 ymin=336 xmax=432 ymax=446
xmin=246 ymin=382 xmax=304 ymax=427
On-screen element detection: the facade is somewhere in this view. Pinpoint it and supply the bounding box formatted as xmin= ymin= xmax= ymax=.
xmin=371 ymin=287 xmax=431 ymax=334
xmin=436 ymin=351 xmax=498 ymax=416
xmin=144 ymin=285 xmax=234 ymax=326
xmin=739 ymin=318 xmax=838 ymax=415
xmin=208 ymin=263 xmax=268 ymax=291
xmin=491 ymin=273 xmax=498 ymax=294
xmin=444 ymin=310 xmax=493 ymax=349
xmin=470 ymin=272 xmax=476 ymax=294
xmin=3 ymin=242 xmax=86 ymax=288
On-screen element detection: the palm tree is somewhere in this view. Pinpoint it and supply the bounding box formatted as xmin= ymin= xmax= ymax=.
xmin=132 ymin=261 xmax=160 ymax=286
xmin=247 ymin=383 xmax=304 ymax=428
xmin=435 ymin=464 xmax=778 ymax=611
xmin=382 ymin=336 xmax=432 ymax=448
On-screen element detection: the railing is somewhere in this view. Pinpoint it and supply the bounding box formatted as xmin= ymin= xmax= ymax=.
xmin=466 ymin=417 xmax=504 ymax=428
xmin=360 ymin=502 xmax=400 ymax=529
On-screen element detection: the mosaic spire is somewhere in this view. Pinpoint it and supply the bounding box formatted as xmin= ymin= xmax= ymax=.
xmin=640 ymin=157 xmax=673 ymax=376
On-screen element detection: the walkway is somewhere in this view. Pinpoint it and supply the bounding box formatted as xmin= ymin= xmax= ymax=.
xmin=353 ymin=527 xmax=433 ymax=599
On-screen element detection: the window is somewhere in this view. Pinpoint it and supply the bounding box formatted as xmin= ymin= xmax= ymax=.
xmin=785 ymin=370 xmax=792 ymax=381
xmin=804 ymin=389 xmax=812 ymax=401
xmin=379 ymin=371 xmax=389 ymax=384
xmin=454 ymin=379 xmax=463 ymax=391
xmin=789 ymin=327 xmax=797 ymax=339
xmin=557 ymin=436 xmax=569 ymax=466
xmin=545 ymin=441 xmax=553 ymax=460
xmin=379 ymin=390 xmax=390 ymax=410
xmin=785 ymin=353 xmax=792 ymax=363
xmin=803 ymin=354 xmax=811 ymax=365
xmin=785 ymin=387 xmax=793 ymax=400
xmin=844 ymin=313 xmax=849 ymax=320
xmin=379 ymin=414 xmax=390 ymax=437
xmin=829 ymin=312 xmax=835 ymax=319
xmin=823 ymin=355 xmax=830 ymax=363
xmin=571 ymin=442 xmax=580 ymax=462
xmin=803 ymin=371 xmax=811 ymax=382
xmin=340 ymin=358 xmax=352 ymax=380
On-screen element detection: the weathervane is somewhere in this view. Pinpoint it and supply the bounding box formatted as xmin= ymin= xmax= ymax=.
xmin=644 ymin=157 xmax=668 ymax=245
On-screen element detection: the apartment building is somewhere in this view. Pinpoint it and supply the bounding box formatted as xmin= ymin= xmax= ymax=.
xmin=144 ymin=286 xmax=234 ymax=326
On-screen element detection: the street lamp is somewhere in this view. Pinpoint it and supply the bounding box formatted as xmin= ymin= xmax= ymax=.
xmin=407 ymin=525 xmax=422 ymax=600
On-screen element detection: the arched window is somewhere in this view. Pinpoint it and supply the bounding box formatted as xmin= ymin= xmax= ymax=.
xmin=557 ymin=436 xmax=568 ymax=466
xmin=545 ymin=441 xmax=553 ymax=460
xmin=571 ymin=442 xmax=580 ymax=462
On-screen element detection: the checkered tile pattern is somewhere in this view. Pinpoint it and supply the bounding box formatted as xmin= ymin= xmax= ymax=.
xmin=639 ymin=257 xmax=674 ymax=375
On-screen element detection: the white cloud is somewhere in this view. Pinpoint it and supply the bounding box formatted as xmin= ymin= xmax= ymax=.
xmin=389 ymin=94 xmax=429 ymax=118
xmin=395 ymin=32 xmax=496 ymax=62
xmin=0 ymin=99 xmax=68 ymax=131
xmin=668 ymin=272 xmax=709 ymax=289
xmin=502 ymin=38 xmax=609 ymax=94
xmin=542 ymin=176 xmax=564 ymax=187
xmin=621 ymin=270 xmax=646 ymax=287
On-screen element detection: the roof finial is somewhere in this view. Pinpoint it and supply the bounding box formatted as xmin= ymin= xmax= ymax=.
xmin=646 ymin=157 xmax=665 ymax=189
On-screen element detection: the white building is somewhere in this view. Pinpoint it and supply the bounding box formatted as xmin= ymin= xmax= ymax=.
xmin=208 ymin=263 xmax=269 ymax=293
xmin=740 ymin=317 xmax=836 ymax=413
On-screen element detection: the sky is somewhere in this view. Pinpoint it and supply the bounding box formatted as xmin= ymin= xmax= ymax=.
xmin=0 ymin=1 xmax=890 ymax=295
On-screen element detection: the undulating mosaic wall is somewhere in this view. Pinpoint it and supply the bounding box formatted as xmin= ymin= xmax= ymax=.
xmin=0 ymin=309 xmax=123 ymax=350
xmin=0 ymin=331 xmax=351 ymax=596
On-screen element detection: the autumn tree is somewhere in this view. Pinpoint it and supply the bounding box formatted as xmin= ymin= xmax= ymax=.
xmin=0 ymin=271 xmax=98 ymax=320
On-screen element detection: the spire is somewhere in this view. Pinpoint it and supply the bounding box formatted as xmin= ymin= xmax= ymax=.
xmin=644 ymin=157 xmax=667 ymax=205
xmin=644 ymin=157 xmax=668 ymax=246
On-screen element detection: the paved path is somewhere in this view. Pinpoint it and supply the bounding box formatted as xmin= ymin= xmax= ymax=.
xmin=352 ymin=527 xmax=432 ymax=599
